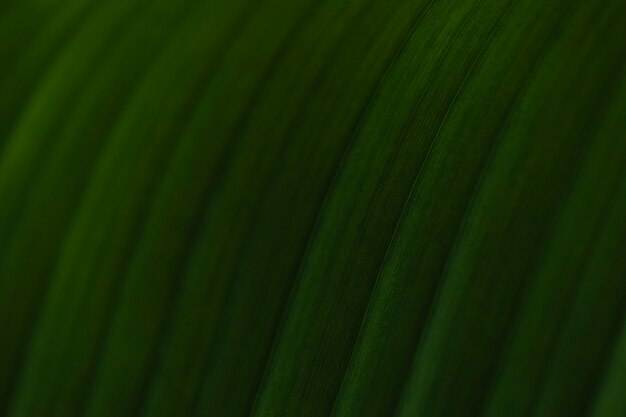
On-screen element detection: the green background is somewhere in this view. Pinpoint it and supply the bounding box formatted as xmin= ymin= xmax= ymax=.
xmin=1 ymin=0 xmax=625 ymax=415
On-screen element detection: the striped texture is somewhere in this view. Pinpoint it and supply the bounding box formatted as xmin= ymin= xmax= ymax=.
xmin=1 ymin=0 xmax=625 ymax=416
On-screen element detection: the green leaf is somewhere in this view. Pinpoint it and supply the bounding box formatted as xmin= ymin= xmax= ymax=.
xmin=1 ymin=0 xmax=625 ymax=416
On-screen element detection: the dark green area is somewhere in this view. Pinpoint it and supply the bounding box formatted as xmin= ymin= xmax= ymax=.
xmin=1 ymin=0 xmax=625 ymax=416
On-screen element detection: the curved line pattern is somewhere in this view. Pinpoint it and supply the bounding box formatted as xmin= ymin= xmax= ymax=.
xmin=0 ymin=1 xmax=624 ymax=416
